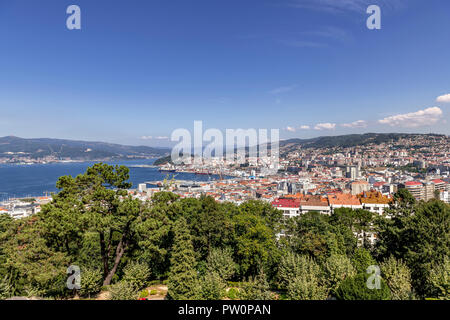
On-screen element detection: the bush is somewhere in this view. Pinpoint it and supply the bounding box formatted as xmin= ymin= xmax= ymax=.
xmin=149 ymin=289 xmax=157 ymax=295
xmin=206 ymin=247 xmax=237 ymax=281
xmin=199 ymin=272 xmax=226 ymax=300
xmin=278 ymin=254 xmax=328 ymax=300
xmin=322 ymin=254 xmax=356 ymax=293
xmin=277 ymin=251 xmax=305 ymax=289
xmin=427 ymin=256 xmax=449 ymax=300
xmin=109 ymin=281 xmax=138 ymax=300
xmin=287 ymin=274 xmax=328 ymax=300
xmin=380 ymin=257 xmax=413 ymax=300
xmin=239 ymin=269 xmax=272 ymax=300
xmin=122 ymin=261 xmax=151 ymax=290
xmin=226 ymin=287 xmax=239 ymax=300
xmin=139 ymin=289 xmax=149 ymax=298
xmin=79 ymin=268 xmax=103 ymax=298
xmin=0 ymin=276 xmax=12 ymax=300
xmin=335 ymin=273 xmax=391 ymax=300
xmin=351 ymin=248 xmax=376 ymax=274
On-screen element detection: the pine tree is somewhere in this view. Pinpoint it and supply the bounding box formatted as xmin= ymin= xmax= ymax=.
xmin=167 ymin=217 xmax=199 ymax=300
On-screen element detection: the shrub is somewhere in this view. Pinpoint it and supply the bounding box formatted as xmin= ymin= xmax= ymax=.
xmin=380 ymin=256 xmax=413 ymax=300
xmin=109 ymin=281 xmax=138 ymax=300
xmin=206 ymin=247 xmax=237 ymax=281
xmin=335 ymin=273 xmax=391 ymax=300
xmin=427 ymin=256 xmax=449 ymax=300
xmin=79 ymin=268 xmax=103 ymax=298
xmin=277 ymin=251 xmax=305 ymax=289
xmin=139 ymin=289 xmax=149 ymax=298
xmin=351 ymin=248 xmax=376 ymax=274
xmin=199 ymin=272 xmax=226 ymax=300
xmin=0 ymin=276 xmax=12 ymax=300
xmin=322 ymin=254 xmax=356 ymax=294
xmin=287 ymin=274 xmax=328 ymax=300
xmin=122 ymin=261 xmax=151 ymax=290
xmin=226 ymin=287 xmax=239 ymax=300
xmin=239 ymin=269 xmax=272 ymax=300
xmin=149 ymin=289 xmax=157 ymax=295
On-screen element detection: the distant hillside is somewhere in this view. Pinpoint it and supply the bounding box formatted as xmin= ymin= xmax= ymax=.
xmin=280 ymin=133 xmax=446 ymax=150
xmin=0 ymin=136 xmax=170 ymax=160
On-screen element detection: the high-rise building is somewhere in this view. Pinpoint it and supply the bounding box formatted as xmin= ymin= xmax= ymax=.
xmin=402 ymin=181 xmax=424 ymax=201
xmin=424 ymin=182 xmax=435 ymax=201
xmin=346 ymin=165 xmax=359 ymax=180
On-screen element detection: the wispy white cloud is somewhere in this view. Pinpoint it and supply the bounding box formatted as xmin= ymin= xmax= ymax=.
xmin=436 ymin=94 xmax=450 ymax=103
xmin=378 ymin=107 xmax=443 ymax=128
xmin=314 ymin=122 xmax=336 ymax=130
xmin=155 ymin=136 xmax=169 ymax=140
xmin=341 ymin=120 xmax=368 ymax=128
xmin=299 ymin=125 xmax=311 ymax=130
xmin=269 ymin=84 xmax=297 ymax=94
xmin=285 ymin=126 xmax=297 ymax=132
xmin=288 ymin=0 xmax=405 ymax=14
xmin=140 ymin=136 xmax=153 ymax=140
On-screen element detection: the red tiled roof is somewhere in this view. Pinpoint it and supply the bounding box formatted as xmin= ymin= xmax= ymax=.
xmin=271 ymin=198 xmax=300 ymax=208
xmin=405 ymin=181 xmax=422 ymax=186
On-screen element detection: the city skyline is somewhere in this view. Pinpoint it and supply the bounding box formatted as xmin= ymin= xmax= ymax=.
xmin=1 ymin=0 xmax=449 ymax=147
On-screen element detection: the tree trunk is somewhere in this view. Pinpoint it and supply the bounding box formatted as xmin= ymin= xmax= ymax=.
xmin=99 ymin=232 xmax=109 ymax=279
xmin=102 ymin=237 xmax=127 ymax=286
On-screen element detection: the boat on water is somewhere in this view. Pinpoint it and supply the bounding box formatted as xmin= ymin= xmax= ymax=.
xmin=158 ymin=164 xmax=177 ymax=173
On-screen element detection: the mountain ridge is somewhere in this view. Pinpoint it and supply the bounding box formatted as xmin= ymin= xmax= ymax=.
xmin=0 ymin=136 xmax=170 ymax=160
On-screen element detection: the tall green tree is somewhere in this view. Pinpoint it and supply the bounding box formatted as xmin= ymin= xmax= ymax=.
xmin=240 ymin=269 xmax=272 ymax=300
xmin=380 ymin=256 xmax=413 ymax=300
xmin=322 ymin=254 xmax=356 ymax=294
xmin=376 ymin=199 xmax=449 ymax=297
xmin=39 ymin=163 xmax=148 ymax=286
xmin=167 ymin=217 xmax=199 ymax=300
xmin=206 ymin=247 xmax=237 ymax=281
xmin=427 ymin=256 xmax=449 ymax=300
xmin=351 ymin=248 xmax=376 ymax=274
xmin=285 ymin=255 xmax=328 ymax=300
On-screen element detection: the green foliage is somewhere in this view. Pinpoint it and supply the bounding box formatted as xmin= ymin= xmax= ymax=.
xmin=239 ymin=269 xmax=272 ymax=300
xmin=226 ymin=287 xmax=239 ymax=300
xmin=149 ymin=289 xmax=157 ymax=295
xmin=233 ymin=207 xmax=280 ymax=278
xmin=322 ymin=254 xmax=356 ymax=293
xmin=122 ymin=261 xmax=150 ymax=290
xmin=277 ymin=251 xmax=306 ymax=289
xmin=287 ymin=275 xmax=328 ymax=300
xmin=79 ymin=268 xmax=103 ymax=298
xmin=108 ymin=281 xmax=138 ymax=300
xmin=380 ymin=257 xmax=413 ymax=300
xmin=167 ymin=217 xmax=200 ymax=300
xmin=2 ymin=217 xmax=70 ymax=297
xmin=183 ymin=196 xmax=237 ymax=262
xmin=0 ymin=276 xmax=12 ymax=299
xmin=206 ymin=247 xmax=236 ymax=281
xmin=351 ymin=248 xmax=376 ymax=274
xmin=284 ymin=255 xmax=328 ymax=300
xmin=284 ymin=212 xmax=357 ymax=262
xmin=427 ymin=256 xmax=449 ymax=300
xmin=199 ymin=272 xmax=226 ymax=300
xmin=335 ymin=273 xmax=391 ymax=300
xmin=139 ymin=289 xmax=149 ymax=298
xmin=375 ymin=200 xmax=449 ymax=297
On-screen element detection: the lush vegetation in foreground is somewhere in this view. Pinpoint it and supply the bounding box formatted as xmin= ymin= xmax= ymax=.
xmin=0 ymin=163 xmax=448 ymax=300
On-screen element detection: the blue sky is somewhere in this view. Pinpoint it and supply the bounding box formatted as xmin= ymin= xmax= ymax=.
xmin=0 ymin=0 xmax=449 ymax=147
